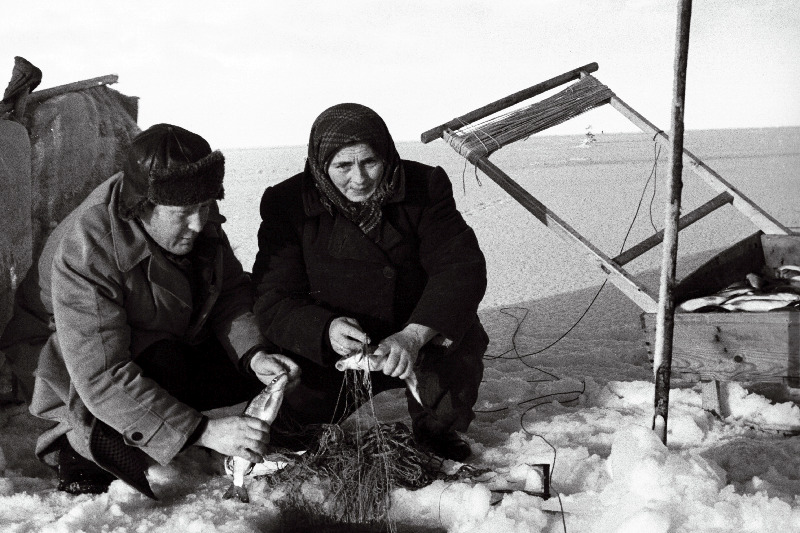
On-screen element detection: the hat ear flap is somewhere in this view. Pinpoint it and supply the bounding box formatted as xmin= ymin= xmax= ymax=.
xmin=118 ymin=181 xmax=152 ymax=220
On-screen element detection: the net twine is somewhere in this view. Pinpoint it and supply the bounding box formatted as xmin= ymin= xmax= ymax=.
xmin=445 ymin=75 xmax=614 ymax=160
xmin=263 ymin=370 xmax=489 ymax=531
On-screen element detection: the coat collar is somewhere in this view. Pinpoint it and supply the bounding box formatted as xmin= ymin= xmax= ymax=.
xmin=105 ymin=174 xmax=225 ymax=309
xmin=300 ymin=168 xmax=406 ymax=258
xmin=107 ymin=175 xmax=151 ymax=273
xmin=107 ymin=175 xmax=226 ymax=273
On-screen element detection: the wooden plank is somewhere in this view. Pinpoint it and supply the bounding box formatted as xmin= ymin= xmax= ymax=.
xmin=0 ymin=75 xmax=119 ymax=114
xmin=420 ymin=63 xmax=598 ymax=144
xmin=701 ymin=380 xmax=723 ymax=416
xmin=445 ymin=131 xmax=660 ymax=313
xmin=28 ymin=75 xmax=119 ymax=104
xmin=604 ymin=90 xmax=790 ymax=236
xmin=642 ymin=311 xmax=800 ymax=383
xmin=614 ymin=191 xmax=733 ymax=266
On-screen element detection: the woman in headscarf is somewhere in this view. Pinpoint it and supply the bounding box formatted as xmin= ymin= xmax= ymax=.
xmin=252 ymin=103 xmax=488 ymax=461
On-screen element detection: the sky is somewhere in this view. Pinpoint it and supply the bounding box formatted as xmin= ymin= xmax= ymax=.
xmin=2 ymin=0 xmax=799 ymax=149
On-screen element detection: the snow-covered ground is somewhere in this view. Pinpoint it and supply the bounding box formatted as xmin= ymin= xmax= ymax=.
xmin=1 ymin=128 xmax=799 ymax=532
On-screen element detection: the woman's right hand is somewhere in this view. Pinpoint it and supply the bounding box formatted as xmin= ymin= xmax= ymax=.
xmin=195 ymin=415 xmax=271 ymax=463
xmin=328 ymin=316 xmax=370 ymax=356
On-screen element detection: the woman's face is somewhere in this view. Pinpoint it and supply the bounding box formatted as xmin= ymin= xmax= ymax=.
xmin=326 ymin=143 xmax=385 ymax=203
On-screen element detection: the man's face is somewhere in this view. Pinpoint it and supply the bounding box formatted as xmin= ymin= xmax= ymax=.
xmin=326 ymin=143 xmax=385 ymax=203
xmin=139 ymin=201 xmax=211 ymax=255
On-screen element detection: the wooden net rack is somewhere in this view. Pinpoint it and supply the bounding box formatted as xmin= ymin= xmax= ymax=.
xmin=421 ymin=62 xmax=792 ymax=316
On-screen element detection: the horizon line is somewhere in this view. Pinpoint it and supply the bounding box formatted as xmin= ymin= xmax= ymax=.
xmin=219 ymin=124 xmax=800 ymax=151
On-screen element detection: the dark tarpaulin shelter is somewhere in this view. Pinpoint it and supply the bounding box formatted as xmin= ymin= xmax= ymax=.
xmin=0 ymin=57 xmax=141 ymax=402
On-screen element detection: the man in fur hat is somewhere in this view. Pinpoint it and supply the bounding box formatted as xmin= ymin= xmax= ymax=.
xmin=21 ymin=123 xmax=300 ymax=498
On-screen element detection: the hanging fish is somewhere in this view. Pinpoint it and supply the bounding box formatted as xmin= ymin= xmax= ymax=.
xmin=222 ymin=373 xmax=288 ymax=503
xmin=335 ymin=345 xmax=423 ymax=407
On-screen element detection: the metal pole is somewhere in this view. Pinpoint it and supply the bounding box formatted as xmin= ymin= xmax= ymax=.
xmin=653 ymin=0 xmax=693 ymax=444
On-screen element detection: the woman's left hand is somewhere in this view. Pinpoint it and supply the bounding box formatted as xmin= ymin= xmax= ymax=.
xmin=373 ymin=324 xmax=437 ymax=380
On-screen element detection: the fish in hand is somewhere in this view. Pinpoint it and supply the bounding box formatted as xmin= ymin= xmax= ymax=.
xmin=222 ymin=373 xmax=288 ymax=503
xmin=334 ymin=345 xmax=423 ymax=406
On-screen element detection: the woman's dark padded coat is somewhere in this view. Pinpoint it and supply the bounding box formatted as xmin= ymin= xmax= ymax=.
xmin=252 ymin=160 xmax=488 ymax=436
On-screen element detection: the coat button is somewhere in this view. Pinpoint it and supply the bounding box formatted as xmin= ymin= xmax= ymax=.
xmin=382 ymin=266 xmax=396 ymax=279
xmin=131 ymin=431 xmax=143 ymax=442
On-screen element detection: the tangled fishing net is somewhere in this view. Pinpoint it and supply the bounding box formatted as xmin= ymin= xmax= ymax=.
xmin=263 ymin=369 xmax=485 ymax=532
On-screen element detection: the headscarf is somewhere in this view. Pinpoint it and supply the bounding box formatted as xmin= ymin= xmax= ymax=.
xmin=307 ymin=103 xmax=404 ymax=241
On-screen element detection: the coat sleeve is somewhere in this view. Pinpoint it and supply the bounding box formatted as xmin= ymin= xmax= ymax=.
xmin=206 ymin=225 xmax=271 ymax=367
xmin=252 ymin=184 xmax=337 ymax=366
xmin=51 ymin=229 xmax=203 ymax=465
xmin=406 ymin=166 xmax=487 ymax=348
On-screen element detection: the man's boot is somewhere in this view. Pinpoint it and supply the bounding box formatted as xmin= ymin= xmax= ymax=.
xmin=57 ymin=439 xmax=117 ymax=495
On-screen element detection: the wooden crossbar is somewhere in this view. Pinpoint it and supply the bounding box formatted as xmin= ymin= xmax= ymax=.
xmin=0 ymin=74 xmax=119 ymax=114
xmin=613 ymin=191 xmax=734 ymax=266
xmin=28 ymin=75 xmax=119 ymax=104
xmin=421 ymin=63 xmax=598 ymax=144
xmin=443 ymin=76 xmax=613 ymax=159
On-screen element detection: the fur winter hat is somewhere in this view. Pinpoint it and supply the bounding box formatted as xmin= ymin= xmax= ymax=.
xmin=119 ymin=123 xmax=224 ymax=219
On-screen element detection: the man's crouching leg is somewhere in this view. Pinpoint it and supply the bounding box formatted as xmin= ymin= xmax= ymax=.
xmin=54 ymin=338 xmax=262 ymax=498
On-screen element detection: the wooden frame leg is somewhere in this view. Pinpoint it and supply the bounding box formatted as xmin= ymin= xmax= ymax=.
xmin=701 ymin=380 xmax=729 ymax=418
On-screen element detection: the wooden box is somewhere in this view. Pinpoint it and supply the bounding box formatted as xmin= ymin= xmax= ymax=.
xmin=641 ymin=232 xmax=800 ymax=385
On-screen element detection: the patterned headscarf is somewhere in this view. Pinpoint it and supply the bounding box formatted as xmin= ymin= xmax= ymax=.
xmin=307 ymin=103 xmax=404 ymax=241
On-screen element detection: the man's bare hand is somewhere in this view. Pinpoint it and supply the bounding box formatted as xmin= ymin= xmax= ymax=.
xmin=195 ymin=415 xmax=271 ymax=462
